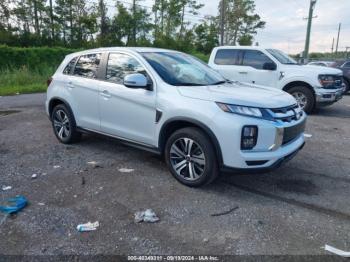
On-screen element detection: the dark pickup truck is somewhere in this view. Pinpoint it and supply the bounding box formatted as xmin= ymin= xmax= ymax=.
xmin=331 ymin=60 xmax=350 ymax=94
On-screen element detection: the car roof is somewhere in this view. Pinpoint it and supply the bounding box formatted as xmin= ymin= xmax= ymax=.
xmin=213 ymin=46 xmax=270 ymax=51
xmin=65 ymin=47 xmax=180 ymax=58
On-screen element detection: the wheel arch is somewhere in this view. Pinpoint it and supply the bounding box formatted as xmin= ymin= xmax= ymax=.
xmin=159 ymin=117 xmax=223 ymax=166
xmin=48 ymin=97 xmax=75 ymax=119
xmin=282 ymin=81 xmax=315 ymax=94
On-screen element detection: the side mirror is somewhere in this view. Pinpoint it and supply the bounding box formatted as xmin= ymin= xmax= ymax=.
xmin=263 ymin=62 xmax=277 ymax=71
xmin=123 ymin=73 xmax=148 ymax=89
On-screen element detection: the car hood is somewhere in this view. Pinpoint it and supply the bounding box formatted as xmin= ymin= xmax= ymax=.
xmin=283 ymin=64 xmax=343 ymax=75
xmin=177 ymin=82 xmax=296 ymax=108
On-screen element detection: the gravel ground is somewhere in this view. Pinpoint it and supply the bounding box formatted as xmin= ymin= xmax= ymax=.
xmin=0 ymin=93 xmax=349 ymax=258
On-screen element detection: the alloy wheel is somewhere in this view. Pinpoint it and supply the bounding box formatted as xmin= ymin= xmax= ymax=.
xmin=169 ymin=138 xmax=206 ymax=181
xmin=292 ymin=91 xmax=308 ymax=110
xmin=53 ymin=109 xmax=70 ymax=139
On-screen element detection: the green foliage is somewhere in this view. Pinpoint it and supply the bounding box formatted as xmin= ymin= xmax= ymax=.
xmin=220 ymin=0 xmax=265 ymax=45
xmin=0 ymin=45 xmax=78 ymax=71
xmin=0 ymin=66 xmax=54 ymax=96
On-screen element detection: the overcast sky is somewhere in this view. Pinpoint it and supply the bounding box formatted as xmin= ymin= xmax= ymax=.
xmin=198 ymin=0 xmax=350 ymax=54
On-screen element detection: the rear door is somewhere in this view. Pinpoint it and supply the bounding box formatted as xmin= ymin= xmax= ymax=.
xmin=240 ymin=49 xmax=279 ymax=87
xmin=67 ymin=53 xmax=102 ymax=130
xmin=210 ymin=49 xmax=245 ymax=82
xmin=98 ymin=52 xmax=157 ymax=146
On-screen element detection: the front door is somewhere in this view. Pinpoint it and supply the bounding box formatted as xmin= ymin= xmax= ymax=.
xmin=99 ymin=52 xmax=157 ymax=146
xmin=240 ymin=49 xmax=279 ymax=87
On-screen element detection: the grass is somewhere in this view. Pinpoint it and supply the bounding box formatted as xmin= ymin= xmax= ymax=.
xmin=0 ymin=66 xmax=54 ymax=96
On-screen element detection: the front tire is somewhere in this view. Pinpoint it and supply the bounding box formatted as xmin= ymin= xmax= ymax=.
xmin=51 ymin=104 xmax=81 ymax=144
xmin=288 ymin=86 xmax=315 ymax=114
xmin=165 ymin=127 xmax=219 ymax=187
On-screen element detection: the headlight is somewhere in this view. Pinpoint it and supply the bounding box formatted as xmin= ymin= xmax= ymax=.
xmin=318 ymin=74 xmax=337 ymax=88
xmin=216 ymin=102 xmax=267 ymax=118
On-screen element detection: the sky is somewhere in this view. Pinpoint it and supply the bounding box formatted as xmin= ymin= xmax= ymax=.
xmin=196 ymin=0 xmax=350 ymax=54
xmin=106 ymin=0 xmax=350 ymax=54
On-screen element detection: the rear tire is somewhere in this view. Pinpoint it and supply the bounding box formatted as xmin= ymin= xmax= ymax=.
xmin=165 ymin=127 xmax=219 ymax=187
xmin=288 ymin=86 xmax=315 ymax=114
xmin=51 ymin=104 xmax=81 ymax=144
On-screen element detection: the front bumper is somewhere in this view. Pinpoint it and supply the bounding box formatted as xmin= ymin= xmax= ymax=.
xmin=314 ymin=87 xmax=343 ymax=106
xmin=221 ymin=141 xmax=305 ymax=173
xmin=212 ymin=112 xmax=307 ymax=171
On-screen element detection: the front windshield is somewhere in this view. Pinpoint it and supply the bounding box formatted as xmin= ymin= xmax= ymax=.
xmin=141 ymin=52 xmax=225 ymax=86
xmin=267 ymin=49 xmax=298 ymax=65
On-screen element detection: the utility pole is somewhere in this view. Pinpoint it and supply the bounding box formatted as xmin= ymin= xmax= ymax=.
xmin=335 ymin=23 xmax=341 ymax=55
xmin=331 ymin=37 xmax=334 ymax=53
xmin=303 ymin=0 xmax=317 ymax=61
xmin=220 ymin=0 xmax=225 ymax=46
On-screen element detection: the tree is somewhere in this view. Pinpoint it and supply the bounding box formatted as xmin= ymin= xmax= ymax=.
xmin=194 ymin=18 xmax=219 ymax=54
xmin=219 ymin=0 xmax=265 ymax=45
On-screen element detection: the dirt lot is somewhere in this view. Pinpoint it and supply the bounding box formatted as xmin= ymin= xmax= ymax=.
xmin=0 ymin=93 xmax=350 ymax=258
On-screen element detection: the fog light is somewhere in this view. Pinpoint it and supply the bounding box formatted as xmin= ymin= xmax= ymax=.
xmin=241 ymin=126 xmax=258 ymax=150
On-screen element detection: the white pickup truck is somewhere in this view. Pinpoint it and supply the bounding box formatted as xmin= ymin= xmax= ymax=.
xmin=208 ymin=46 xmax=344 ymax=113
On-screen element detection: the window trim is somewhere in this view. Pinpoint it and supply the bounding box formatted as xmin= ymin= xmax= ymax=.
xmin=102 ymin=51 xmax=155 ymax=90
xmin=242 ymin=49 xmax=276 ymax=70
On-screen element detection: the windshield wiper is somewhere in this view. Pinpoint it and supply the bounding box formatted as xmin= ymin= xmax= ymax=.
xmin=211 ymin=79 xmax=233 ymax=85
xmin=174 ymin=83 xmax=204 ymax=86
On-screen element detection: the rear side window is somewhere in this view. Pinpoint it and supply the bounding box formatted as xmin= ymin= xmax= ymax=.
xmin=73 ymin=53 xmax=102 ymax=79
xmin=242 ymin=50 xmax=273 ymax=70
xmin=106 ymin=53 xmax=147 ymax=84
xmin=214 ymin=49 xmax=239 ymax=65
xmin=63 ymin=57 xmax=77 ymax=75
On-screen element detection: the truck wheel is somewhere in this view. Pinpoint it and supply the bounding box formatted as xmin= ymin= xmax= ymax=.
xmin=51 ymin=104 xmax=81 ymax=144
xmin=288 ymin=86 xmax=315 ymax=114
xmin=165 ymin=127 xmax=219 ymax=187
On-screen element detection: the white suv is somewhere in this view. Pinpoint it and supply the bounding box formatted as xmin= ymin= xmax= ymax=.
xmin=46 ymin=47 xmax=306 ymax=187
xmin=209 ymin=46 xmax=344 ymax=113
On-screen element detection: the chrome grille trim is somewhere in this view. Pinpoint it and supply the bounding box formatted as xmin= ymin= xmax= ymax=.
xmin=267 ymin=104 xmax=304 ymax=123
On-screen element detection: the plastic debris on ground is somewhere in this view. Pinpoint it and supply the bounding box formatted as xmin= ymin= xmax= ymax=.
xmin=118 ymin=168 xmax=134 ymax=173
xmin=31 ymin=174 xmax=38 ymax=179
xmin=324 ymin=244 xmax=350 ymax=257
xmin=87 ymin=161 xmax=101 ymax=168
xmin=0 ymin=195 xmax=28 ymax=214
xmin=304 ymin=133 xmax=312 ymax=138
xmin=2 ymin=186 xmax=12 ymax=191
xmin=53 ymin=165 xmax=61 ymax=169
xmin=77 ymin=221 xmax=99 ymax=232
xmin=134 ymin=209 xmax=159 ymax=223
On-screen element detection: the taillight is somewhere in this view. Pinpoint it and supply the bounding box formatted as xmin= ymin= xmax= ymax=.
xmin=47 ymin=77 xmax=53 ymax=87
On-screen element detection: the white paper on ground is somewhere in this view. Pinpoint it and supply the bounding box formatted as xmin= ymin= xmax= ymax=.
xmin=324 ymin=244 xmax=350 ymax=257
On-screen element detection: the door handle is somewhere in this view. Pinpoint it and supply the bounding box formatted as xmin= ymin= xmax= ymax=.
xmin=101 ymin=90 xmax=111 ymax=98
xmin=67 ymin=81 xmax=75 ymax=88
xmin=238 ymin=71 xmax=248 ymax=74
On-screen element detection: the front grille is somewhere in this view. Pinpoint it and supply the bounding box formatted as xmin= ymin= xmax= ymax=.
xmin=283 ymin=118 xmax=306 ymax=145
xmin=268 ymin=104 xmax=303 ymax=123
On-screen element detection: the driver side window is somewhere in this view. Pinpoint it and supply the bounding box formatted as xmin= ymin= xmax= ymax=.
xmin=242 ymin=50 xmax=274 ymax=70
xmin=106 ymin=53 xmax=149 ymax=84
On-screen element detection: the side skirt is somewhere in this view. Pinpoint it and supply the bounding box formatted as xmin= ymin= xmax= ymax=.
xmin=76 ymin=127 xmax=162 ymax=155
